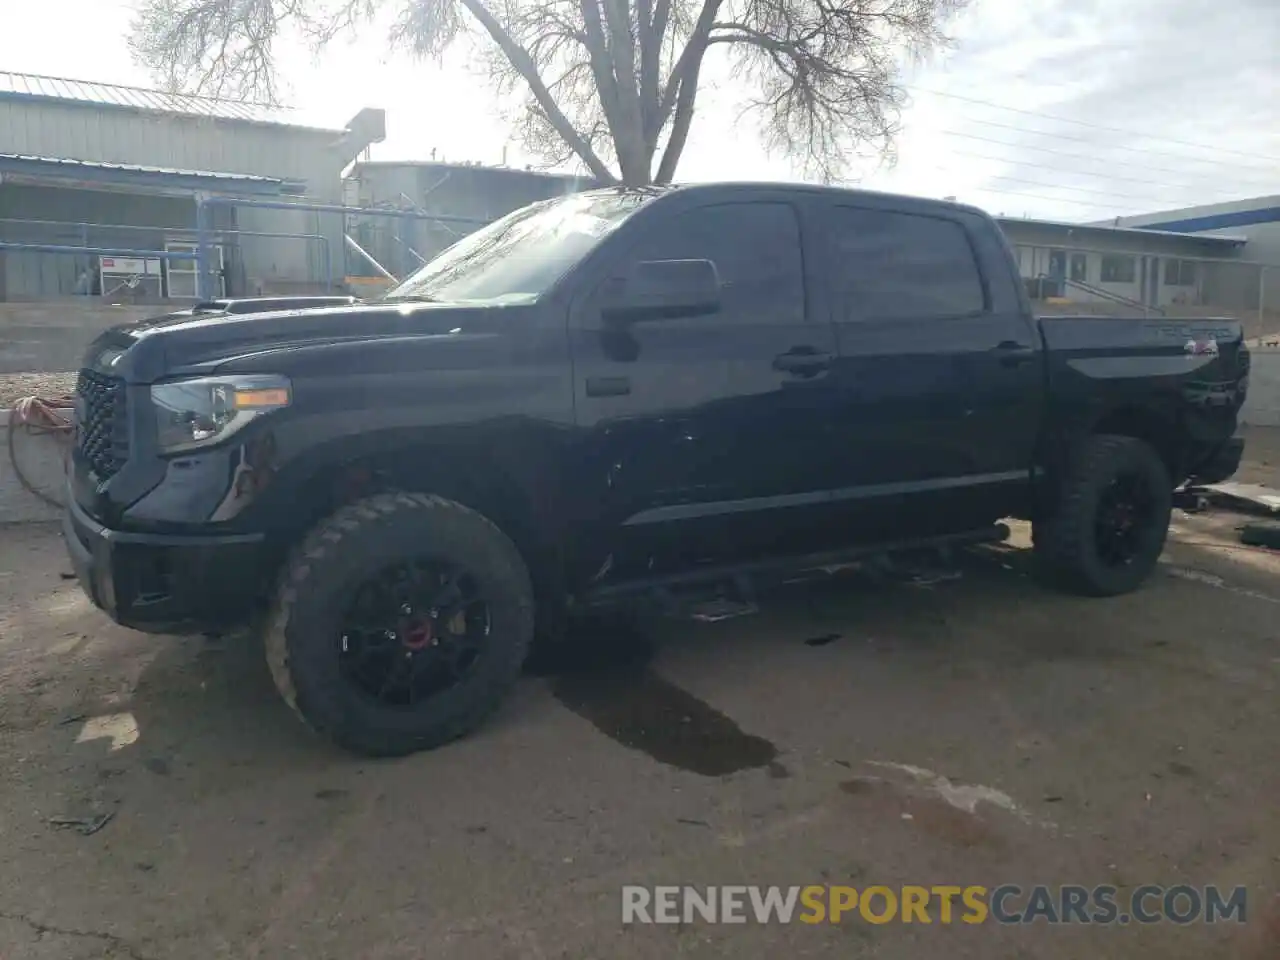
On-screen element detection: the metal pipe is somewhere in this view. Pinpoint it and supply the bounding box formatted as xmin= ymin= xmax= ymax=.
xmin=195 ymin=193 xmax=213 ymax=300
xmin=344 ymin=233 xmax=396 ymax=282
xmin=0 ymin=241 xmax=196 ymax=258
xmin=0 ymin=216 xmax=330 ymax=246
xmin=78 ymin=222 xmax=90 ymax=297
xmin=1261 ymin=266 xmax=1268 ymax=338
xmin=199 ymin=195 xmax=487 ymax=225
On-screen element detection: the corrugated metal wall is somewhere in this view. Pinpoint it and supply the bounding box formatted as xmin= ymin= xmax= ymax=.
xmin=0 ymin=184 xmax=194 ymax=297
xmin=0 ymin=98 xmax=340 ymax=186
xmin=0 ymin=98 xmax=354 ymax=296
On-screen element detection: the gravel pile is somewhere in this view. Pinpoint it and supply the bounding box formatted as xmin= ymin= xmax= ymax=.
xmin=0 ymin=372 xmax=78 ymax=408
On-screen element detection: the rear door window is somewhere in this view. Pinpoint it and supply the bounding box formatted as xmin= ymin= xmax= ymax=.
xmin=828 ymin=207 xmax=986 ymax=321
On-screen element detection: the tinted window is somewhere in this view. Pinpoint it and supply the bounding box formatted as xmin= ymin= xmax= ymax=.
xmin=829 ymin=207 xmax=985 ymax=321
xmin=623 ymin=202 xmax=805 ymax=323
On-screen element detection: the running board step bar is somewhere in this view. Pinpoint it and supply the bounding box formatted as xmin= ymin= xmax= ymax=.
xmin=577 ymin=523 xmax=1010 ymax=609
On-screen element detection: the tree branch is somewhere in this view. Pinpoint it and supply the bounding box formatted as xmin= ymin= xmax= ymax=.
xmin=654 ymin=0 xmax=721 ymax=181
xmin=459 ymin=0 xmax=617 ymax=182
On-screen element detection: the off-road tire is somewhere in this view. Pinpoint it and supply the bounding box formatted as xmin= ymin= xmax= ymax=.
xmin=264 ymin=492 xmax=534 ymax=757
xmin=1033 ymin=435 xmax=1172 ymax=597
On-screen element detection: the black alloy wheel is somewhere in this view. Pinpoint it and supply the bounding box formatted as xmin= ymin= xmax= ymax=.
xmin=339 ymin=560 xmax=492 ymax=706
xmin=265 ymin=492 xmax=534 ymax=757
xmin=1093 ymin=472 xmax=1157 ymax=568
xmin=1031 ymin=434 xmax=1172 ymax=597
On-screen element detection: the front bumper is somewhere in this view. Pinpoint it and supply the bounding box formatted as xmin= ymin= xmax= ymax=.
xmin=63 ymin=495 xmax=267 ymax=634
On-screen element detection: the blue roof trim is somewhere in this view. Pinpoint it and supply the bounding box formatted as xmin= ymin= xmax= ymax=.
xmin=0 ymin=154 xmax=305 ymax=195
xmin=1137 ymin=206 xmax=1280 ymax=233
xmin=996 ymin=215 xmax=1246 ymax=246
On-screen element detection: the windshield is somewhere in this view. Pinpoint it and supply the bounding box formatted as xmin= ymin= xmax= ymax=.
xmin=384 ymin=191 xmax=654 ymax=304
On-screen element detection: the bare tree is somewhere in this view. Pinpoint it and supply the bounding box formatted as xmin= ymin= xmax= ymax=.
xmin=131 ymin=0 xmax=965 ymax=185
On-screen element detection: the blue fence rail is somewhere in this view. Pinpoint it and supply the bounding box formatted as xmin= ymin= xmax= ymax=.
xmin=0 ymin=202 xmax=489 ymax=300
xmin=0 ymin=216 xmax=333 ymax=299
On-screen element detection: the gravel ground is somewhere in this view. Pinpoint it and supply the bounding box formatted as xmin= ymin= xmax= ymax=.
xmin=0 ymin=372 xmax=77 ymax=407
xmin=0 ymin=502 xmax=1277 ymax=958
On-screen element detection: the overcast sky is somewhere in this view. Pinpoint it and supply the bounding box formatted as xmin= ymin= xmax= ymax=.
xmin=1 ymin=0 xmax=1276 ymax=221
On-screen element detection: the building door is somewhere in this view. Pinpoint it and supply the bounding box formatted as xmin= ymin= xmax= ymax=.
xmin=1047 ymin=249 xmax=1067 ymax=297
xmin=165 ymin=241 xmax=223 ymax=298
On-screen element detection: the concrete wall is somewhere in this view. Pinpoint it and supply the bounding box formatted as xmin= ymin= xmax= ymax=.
xmin=1242 ymin=347 xmax=1280 ymax=428
xmin=0 ymin=300 xmax=168 ymax=373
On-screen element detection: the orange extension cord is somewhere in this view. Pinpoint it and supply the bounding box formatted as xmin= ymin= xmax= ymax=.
xmin=6 ymin=395 xmax=74 ymax=508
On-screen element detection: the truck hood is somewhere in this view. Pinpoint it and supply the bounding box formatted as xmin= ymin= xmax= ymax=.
xmin=82 ymin=299 xmax=523 ymax=382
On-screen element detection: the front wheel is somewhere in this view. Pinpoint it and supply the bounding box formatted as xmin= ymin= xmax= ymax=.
xmin=1033 ymin=435 xmax=1173 ymax=597
xmin=264 ymin=492 xmax=534 ymax=757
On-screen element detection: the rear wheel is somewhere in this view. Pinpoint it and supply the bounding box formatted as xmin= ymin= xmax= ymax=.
xmin=1033 ymin=435 xmax=1172 ymax=596
xmin=265 ymin=492 xmax=534 ymax=756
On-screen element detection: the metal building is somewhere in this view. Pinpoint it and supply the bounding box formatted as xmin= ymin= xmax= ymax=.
xmin=0 ymin=70 xmax=385 ymax=300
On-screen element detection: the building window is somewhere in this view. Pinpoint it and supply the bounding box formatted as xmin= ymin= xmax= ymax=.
xmin=1100 ymin=255 xmax=1136 ymax=284
xmin=1069 ymin=253 xmax=1088 ymax=283
xmin=1165 ymin=259 xmax=1197 ymax=286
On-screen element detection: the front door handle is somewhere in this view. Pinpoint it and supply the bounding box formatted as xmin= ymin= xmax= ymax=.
xmin=992 ymin=340 xmax=1035 ymax=366
xmin=773 ymin=349 xmax=833 ymax=374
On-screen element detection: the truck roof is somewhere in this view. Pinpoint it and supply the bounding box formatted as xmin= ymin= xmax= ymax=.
xmin=576 ymin=181 xmax=990 ymax=220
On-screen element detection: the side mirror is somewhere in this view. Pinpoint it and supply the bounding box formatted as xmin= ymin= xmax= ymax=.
xmin=601 ymin=259 xmax=721 ymax=323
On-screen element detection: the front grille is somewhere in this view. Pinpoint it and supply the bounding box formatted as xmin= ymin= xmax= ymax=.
xmin=75 ymin=370 xmax=129 ymax=480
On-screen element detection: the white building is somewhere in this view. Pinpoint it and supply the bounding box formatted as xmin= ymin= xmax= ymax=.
xmin=1106 ymin=196 xmax=1280 ymax=315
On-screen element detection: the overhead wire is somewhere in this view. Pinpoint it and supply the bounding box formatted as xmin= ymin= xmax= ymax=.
xmin=932 ymin=128 xmax=1280 ymax=190
xmin=871 ymin=86 xmax=1280 ymax=217
xmin=906 ymin=86 xmax=1280 ymax=164
xmin=919 ymin=157 xmax=1250 ymax=206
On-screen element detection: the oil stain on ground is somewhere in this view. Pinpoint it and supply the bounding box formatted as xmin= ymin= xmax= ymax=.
xmin=541 ymin=619 xmax=778 ymax=777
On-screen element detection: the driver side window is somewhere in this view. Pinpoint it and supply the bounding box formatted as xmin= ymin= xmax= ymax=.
xmin=619 ymin=202 xmax=806 ymax=325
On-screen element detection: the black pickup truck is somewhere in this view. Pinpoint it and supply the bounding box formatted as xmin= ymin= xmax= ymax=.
xmin=63 ymin=183 xmax=1247 ymax=756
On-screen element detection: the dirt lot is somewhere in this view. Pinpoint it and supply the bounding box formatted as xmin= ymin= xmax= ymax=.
xmin=2 ymin=497 xmax=1279 ymax=957
xmin=0 ymin=372 xmax=77 ymax=408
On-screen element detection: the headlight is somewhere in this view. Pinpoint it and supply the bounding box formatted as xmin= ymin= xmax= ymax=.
xmin=151 ymin=375 xmax=291 ymax=453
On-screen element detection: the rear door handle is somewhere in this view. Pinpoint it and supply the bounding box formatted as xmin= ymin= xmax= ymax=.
xmin=773 ymin=349 xmax=833 ymax=374
xmin=992 ymin=340 xmax=1035 ymax=366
